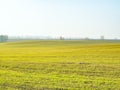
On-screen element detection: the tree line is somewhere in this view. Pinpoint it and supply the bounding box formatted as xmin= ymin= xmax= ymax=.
xmin=0 ymin=35 xmax=8 ymax=42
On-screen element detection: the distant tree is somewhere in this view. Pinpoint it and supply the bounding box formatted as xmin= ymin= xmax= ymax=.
xmin=114 ymin=37 xmax=118 ymax=40
xmin=60 ymin=36 xmax=64 ymax=40
xmin=100 ymin=36 xmax=104 ymax=40
xmin=85 ymin=37 xmax=89 ymax=40
xmin=0 ymin=35 xmax=8 ymax=42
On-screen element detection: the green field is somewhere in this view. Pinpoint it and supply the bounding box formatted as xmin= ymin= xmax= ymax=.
xmin=0 ymin=40 xmax=120 ymax=90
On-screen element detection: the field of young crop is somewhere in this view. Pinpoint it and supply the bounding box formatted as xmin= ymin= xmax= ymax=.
xmin=0 ymin=40 xmax=120 ymax=90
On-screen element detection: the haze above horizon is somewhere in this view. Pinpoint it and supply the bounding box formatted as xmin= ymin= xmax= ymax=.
xmin=0 ymin=0 xmax=120 ymax=39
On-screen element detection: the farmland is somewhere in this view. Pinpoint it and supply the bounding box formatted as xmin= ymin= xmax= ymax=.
xmin=0 ymin=40 xmax=120 ymax=90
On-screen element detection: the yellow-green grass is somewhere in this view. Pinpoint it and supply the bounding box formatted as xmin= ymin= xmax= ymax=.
xmin=0 ymin=40 xmax=120 ymax=90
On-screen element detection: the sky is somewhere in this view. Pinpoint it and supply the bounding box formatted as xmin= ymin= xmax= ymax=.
xmin=0 ymin=0 xmax=120 ymax=39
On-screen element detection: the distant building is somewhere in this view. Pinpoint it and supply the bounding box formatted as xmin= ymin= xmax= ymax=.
xmin=0 ymin=35 xmax=8 ymax=42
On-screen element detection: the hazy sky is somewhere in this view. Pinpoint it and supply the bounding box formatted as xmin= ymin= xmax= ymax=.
xmin=0 ymin=0 xmax=120 ymax=39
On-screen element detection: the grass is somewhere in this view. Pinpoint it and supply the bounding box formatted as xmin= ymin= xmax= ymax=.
xmin=0 ymin=40 xmax=120 ymax=90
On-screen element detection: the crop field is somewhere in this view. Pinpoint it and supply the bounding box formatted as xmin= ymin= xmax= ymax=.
xmin=0 ymin=40 xmax=120 ymax=90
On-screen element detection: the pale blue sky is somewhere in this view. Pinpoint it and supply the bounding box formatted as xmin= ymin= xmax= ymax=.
xmin=0 ymin=0 xmax=120 ymax=39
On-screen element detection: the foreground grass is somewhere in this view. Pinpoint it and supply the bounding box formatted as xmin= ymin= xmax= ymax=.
xmin=0 ymin=40 xmax=120 ymax=90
